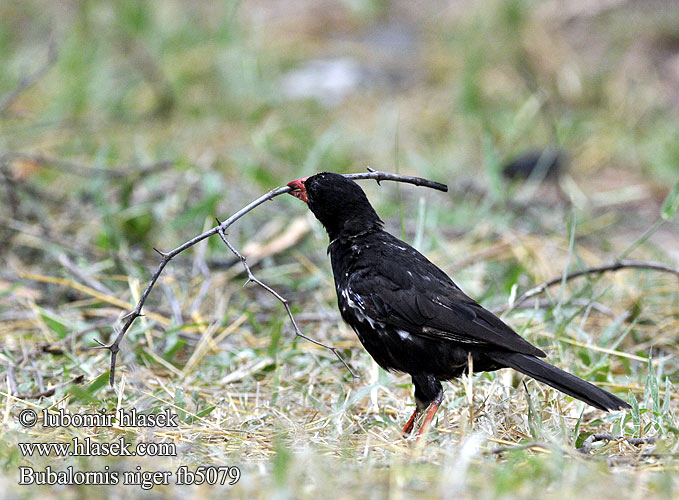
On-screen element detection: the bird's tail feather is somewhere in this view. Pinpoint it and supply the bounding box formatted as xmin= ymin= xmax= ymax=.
xmin=487 ymin=351 xmax=630 ymax=411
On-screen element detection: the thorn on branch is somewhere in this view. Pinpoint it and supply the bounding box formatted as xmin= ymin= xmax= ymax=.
xmin=345 ymin=170 xmax=447 ymax=192
xmin=91 ymin=338 xmax=107 ymax=348
xmin=366 ymin=167 xmax=381 ymax=185
xmin=365 ymin=166 xmax=381 ymax=184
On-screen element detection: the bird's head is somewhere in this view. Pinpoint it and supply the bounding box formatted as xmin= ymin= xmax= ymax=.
xmin=287 ymin=172 xmax=383 ymax=238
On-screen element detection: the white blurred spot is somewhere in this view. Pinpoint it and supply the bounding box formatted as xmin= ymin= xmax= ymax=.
xmin=280 ymin=58 xmax=364 ymax=106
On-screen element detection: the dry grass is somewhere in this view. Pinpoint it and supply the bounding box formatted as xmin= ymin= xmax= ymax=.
xmin=3 ymin=218 xmax=678 ymax=498
xmin=2 ymin=0 xmax=679 ymax=498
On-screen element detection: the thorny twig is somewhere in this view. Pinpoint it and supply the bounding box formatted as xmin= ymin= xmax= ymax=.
xmin=95 ymin=170 xmax=448 ymax=386
xmin=506 ymin=260 xmax=679 ymax=313
xmin=0 ymin=42 xmax=58 ymax=116
xmin=215 ymin=220 xmax=357 ymax=377
xmin=349 ymin=167 xmax=448 ymax=191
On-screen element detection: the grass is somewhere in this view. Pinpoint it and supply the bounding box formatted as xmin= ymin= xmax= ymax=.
xmin=2 ymin=0 xmax=679 ymax=498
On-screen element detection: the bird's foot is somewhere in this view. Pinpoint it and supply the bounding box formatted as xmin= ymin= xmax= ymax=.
xmin=401 ymin=408 xmax=419 ymax=437
xmin=401 ymin=400 xmax=441 ymax=439
xmin=417 ymin=400 xmax=440 ymax=438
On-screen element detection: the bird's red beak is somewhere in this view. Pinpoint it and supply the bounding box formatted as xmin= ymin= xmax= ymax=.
xmin=287 ymin=177 xmax=309 ymax=203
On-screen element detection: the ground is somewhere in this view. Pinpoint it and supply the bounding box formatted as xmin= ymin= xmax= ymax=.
xmin=1 ymin=1 xmax=678 ymax=499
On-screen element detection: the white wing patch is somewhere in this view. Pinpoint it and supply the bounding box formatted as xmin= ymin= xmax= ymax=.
xmin=395 ymin=329 xmax=411 ymax=341
xmin=340 ymin=286 xmax=414 ymax=342
xmin=341 ymin=287 xmax=383 ymax=329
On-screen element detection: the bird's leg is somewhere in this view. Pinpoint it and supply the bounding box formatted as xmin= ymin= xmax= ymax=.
xmin=401 ymin=408 xmax=419 ymax=437
xmin=405 ymin=374 xmax=444 ymax=439
xmin=417 ymin=394 xmax=443 ymax=438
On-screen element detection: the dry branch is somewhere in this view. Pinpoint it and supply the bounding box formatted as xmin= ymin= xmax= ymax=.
xmin=348 ymin=167 xmax=448 ymax=192
xmin=96 ymin=170 xmax=448 ymax=386
xmin=506 ymin=259 xmax=679 ymax=312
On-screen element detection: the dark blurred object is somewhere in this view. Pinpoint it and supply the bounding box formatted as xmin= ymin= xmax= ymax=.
xmin=502 ymin=149 xmax=565 ymax=182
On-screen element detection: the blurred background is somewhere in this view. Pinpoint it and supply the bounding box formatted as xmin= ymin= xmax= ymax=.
xmin=2 ymin=1 xmax=679 ymax=498
xmin=2 ymin=0 xmax=678 ymax=255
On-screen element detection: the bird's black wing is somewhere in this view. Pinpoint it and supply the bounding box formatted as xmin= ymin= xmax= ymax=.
xmin=346 ymin=234 xmax=545 ymax=358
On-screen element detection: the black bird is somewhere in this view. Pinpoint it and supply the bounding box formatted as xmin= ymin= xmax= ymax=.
xmin=287 ymin=172 xmax=630 ymax=436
